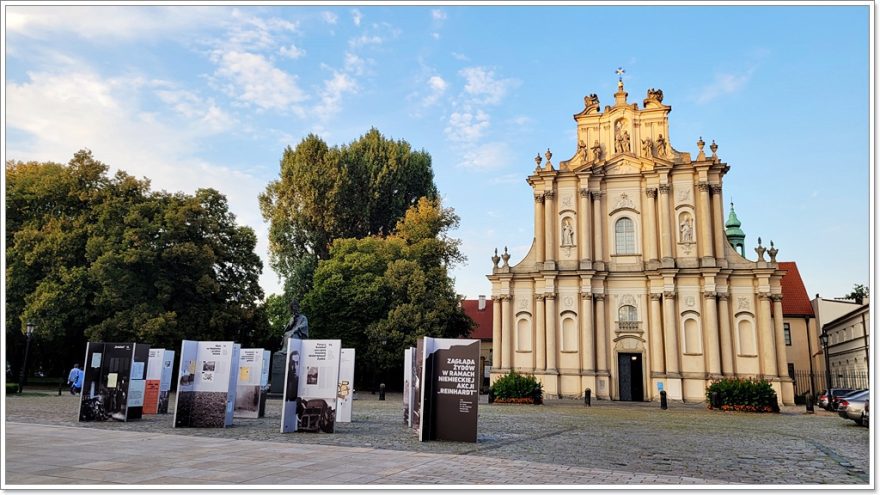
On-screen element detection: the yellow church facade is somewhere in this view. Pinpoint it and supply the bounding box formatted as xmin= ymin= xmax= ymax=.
xmin=487 ymin=80 xmax=794 ymax=405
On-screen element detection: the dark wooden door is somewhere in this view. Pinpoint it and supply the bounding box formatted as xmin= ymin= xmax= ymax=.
xmin=618 ymin=353 xmax=643 ymax=401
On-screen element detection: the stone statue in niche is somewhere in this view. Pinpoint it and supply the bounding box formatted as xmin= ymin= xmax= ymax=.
xmin=679 ymin=215 xmax=694 ymax=243
xmin=614 ymin=122 xmax=625 ymax=153
xmin=561 ymin=219 xmax=575 ymax=247
xmin=656 ymin=134 xmax=667 ymax=157
xmin=622 ymin=130 xmax=631 ymax=153
xmin=577 ymin=140 xmax=588 ymax=163
xmin=591 ymin=140 xmax=602 ymax=161
xmin=641 ymin=137 xmax=653 ymax=157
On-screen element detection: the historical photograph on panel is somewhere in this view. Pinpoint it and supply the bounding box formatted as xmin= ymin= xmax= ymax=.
xmin=235 ymin=348 xmax=264 ymax=418
xmin=296 ymin=340 xmax=342 ymax=433
xmin=157 ymin=350 xmax=175 ymax=414
xmin=280 ymin=338 xmax=303 ymax=433
xmin=174 ymin=341 xmax=235 ymax=428
xmin=173 ymin=340 xmax=199 ymax=427
xmin=78 ymin=343 xmax=137 ymax=422
xmin=336 ymin=348 xmax=355 ymax=423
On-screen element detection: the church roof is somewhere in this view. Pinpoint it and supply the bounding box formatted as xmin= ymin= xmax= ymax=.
xmin=725 ymin=202 xmax=745 ymax=237
xmin=462 ymin=298 xmax=493 ymax=339
xmin=778 ymin=262 xmax=815 ymax=317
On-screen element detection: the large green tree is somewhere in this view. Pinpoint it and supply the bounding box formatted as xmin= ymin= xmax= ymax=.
xmin=302 ymin=198 xmax=473 ymax=389
xmin=6 ymin=150 xmax=269 ymax=378
xmin=258 ymin=129 xmax=437 ymax=303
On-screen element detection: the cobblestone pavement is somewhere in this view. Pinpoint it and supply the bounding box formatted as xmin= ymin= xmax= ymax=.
xmin=4 ymin=389 xmax=872 ymax=486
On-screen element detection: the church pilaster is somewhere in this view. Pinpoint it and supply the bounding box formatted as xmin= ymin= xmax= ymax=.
xmin=591 ymin=191 xmax=605 ymax=262
xmin=593 ymin=293 xmax=608 ymax=374
xmin=645 ymin=187 xmax=659 ymax=261
xmin=534 ymin=193 xmax=545 ymax=264
xmin=717 ymin=292 xmax=735 ymax=376
xmin=697 ymin=182 xmax=714 ymax=259
xmin=662 ymin=291 xmax=680 ymax=375
xmin=710 ymin=185 xmax=725 ymax=259
xmin=491 ymin=296 xmax=502 ymax=369
xmin=544 ymin=191 xmax=556 ymax=264
xmin=544 ymin=293 xmax=558 ymax=372
xmin=500 ymin=295 xmax=513 ymax=370
xmin=578 ymin=187 xmax=592 ymax=263
xmin=649 ymin=292 xmax=665 ymax=375
xmin=757 ymin=292 xmax=778 ymax=377
xmin=580 ymin=291 xmax=595 ymax=372
xmin=703 ymin=291 xmax=721 ymax=376
xmin=535 ymin=292 xmax=546 ymax=371
xmin=771 ymin=294 xmax=787 ymax=378
xmin=658 ymin=184 xmax=673 ymax=261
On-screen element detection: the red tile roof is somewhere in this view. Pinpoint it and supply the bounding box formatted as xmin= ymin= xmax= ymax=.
xmin=462 ymin=298 xmax=493 ymax=339
xmin=778 ymin=262 xmax=815 ymax=317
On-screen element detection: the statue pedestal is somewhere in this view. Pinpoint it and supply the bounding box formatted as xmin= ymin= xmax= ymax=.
xmin=268 ymin=351 xmax=287 ymax=397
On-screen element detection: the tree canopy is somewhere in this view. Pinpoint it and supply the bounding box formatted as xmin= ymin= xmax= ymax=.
xmin=6 ymin=150 xmax=270 ymax=378
xmin=258 ymin=129 xmax=437 ymax=302
xmin=844 ymin=284 xmax=869 ymax=304
xmin=302 ymin=198 xmax=473 ymax=388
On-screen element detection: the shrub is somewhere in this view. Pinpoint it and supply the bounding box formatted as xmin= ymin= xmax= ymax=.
xmin=706 ymin=377 xmax=779 ymax=413
xmin=491 ymin=371 xmax=543 ymax=404
xmin=6 ymin=383 xmax=20 ymax=395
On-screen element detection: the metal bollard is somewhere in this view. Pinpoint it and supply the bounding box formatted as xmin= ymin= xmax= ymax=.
xmin=711 ymin=391 xmax=720 ymax=409
xmin=584 ymin=388 xmax=591 ymax=407
xmin=805 ymin=392 xmax=814 ymax=413
xmin=660 ymin=390 xmax=668 ymax=410
xmin=379 ymin=383 xmax=386 ymax=401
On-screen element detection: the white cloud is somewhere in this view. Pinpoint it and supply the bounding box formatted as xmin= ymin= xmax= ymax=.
xmin=211 ymin=50 xmax=307 ymax=112
xmin=445 ymin=108 xmax=490 ymax=143
xmin=226 ymin=10 xmax=299 ymax=52
xmin=432 ymin=32 xmax=441 ymax=40
xmin=6 ymin=69 xmax=281 ymax=297
xmin=313 ymin=71 xmax=359 ymax=119
xmin=451 ymin=52 xmax=470 ymax=61
xmin=510 ymin=115 xmax=532 ymax=126
xmin=155 ymin=87 xmax=235 ymax=134
xmin=432 ymin=9 xmax=447 ymax=21
xmin=6 ymin=5 xmax=226 ymax=41
xmin=279 ymin=43 xmax=306 ymax=59
xmin=459 ymin=66 xmax=518 ymax=105
xmin=344 ymin=52 xmax=366 ymax=75
xmin=421 ymin=75 xmax=448 ymax=107
xmin=321 ymin=11 xmax=338 ymax=24
xmin=352 ymin=9 xmax=363 ymax=26
xmin=459 ymin=142 xmax=511 ymax=170
xmin=349 ymin=34 xmax=383 ymax=49
xmin=695 ymin=67 xmax=756 ymax=104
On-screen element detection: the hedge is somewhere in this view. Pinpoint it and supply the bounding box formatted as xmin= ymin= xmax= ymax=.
xmin=490 ymin=371 xmax=543 ymax=404
xmin=706 ymin=377 xmax=779 ymax=413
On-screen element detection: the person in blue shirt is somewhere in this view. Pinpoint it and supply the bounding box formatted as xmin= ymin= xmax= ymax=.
xmin=67 ymin=364 xmax=83 ymax=395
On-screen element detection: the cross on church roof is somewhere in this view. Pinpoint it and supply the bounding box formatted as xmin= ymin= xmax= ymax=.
xmin=616 ymin=67 xmax=625 ymax=79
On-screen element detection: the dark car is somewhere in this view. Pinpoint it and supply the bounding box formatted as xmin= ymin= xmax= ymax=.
xmin=831 ymin=389 xmax=867 ymax=412
xmin=818 ymin=388 xmax=855 ymax=410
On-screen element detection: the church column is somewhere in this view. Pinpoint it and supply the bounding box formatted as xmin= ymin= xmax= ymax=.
xmin=703 ymin=291 xmax=721 ymax=376
xmin=580 ymin=291 xmax=595 ymax=372
xmin=757 ymin=293 xmax=778 ymax=377
xmin=645 ymin=188 xmax=659 ymax=261
xmin=535 ymin=293 xmax=546 ymax=371
xmin=534 ymin=194 xmax=545 ymax=264
xmin=649 ymin=293 xmax=665 ymax=375
xmin=658 ymin=184 xmax=673 ymax=260
xmin=772 ymin=295 xmax=787 ymax=377
xmin=697 ymin=182 xmax=714 ymax=258
xmin=492 ymin=296 xmax=502 ymax=369
xmin=594 ymin=294 xmax=607 ymax=373
xmin=717 ymin=293 xmax=734 ymax=375
xmin=662 ymin=291 xmax=680 ymax=374
xmin=711 ymin=185 xmax=725 ymax=259
xmin=592 ymin=191 xmax=604 ymax=261
xmin=545 ymin=293 xmax=558 ymax=372
xmin=579 ymin=187 xmax=592 ymax=262
xmin=544 ymin=191 xmax=556 ymax=263
xmin=500 ymin=295 xmax=512 ymax=369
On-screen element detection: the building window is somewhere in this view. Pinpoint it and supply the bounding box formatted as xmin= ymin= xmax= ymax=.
xmin=783 ymin=323 xmax=791 ymax=346
xmin=618 ymin=305 xmax=638 ymax=322
xmin=614 ymin=217 xmax=635 ymax=254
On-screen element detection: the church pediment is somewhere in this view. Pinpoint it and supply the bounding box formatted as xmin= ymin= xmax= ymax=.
xmin=603 ymin=156 xmax=643 ymax=176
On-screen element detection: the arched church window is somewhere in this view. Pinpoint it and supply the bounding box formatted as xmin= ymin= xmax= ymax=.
xmin=614 ymin=217 xmax=635 ymax=254
xmin=618 ymin=305 xmax=638 ymax=322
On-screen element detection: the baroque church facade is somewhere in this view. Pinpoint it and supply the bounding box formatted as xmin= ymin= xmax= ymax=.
xmin=487 ymin=79 xmax=794 ymax=405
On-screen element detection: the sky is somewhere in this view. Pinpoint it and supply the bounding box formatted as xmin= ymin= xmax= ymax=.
xmin=3 ymin=3 xmax=872 ymax=303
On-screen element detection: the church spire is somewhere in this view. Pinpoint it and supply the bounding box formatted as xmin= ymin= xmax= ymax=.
xmin=725 ymin=201 xmax=746 ymax=257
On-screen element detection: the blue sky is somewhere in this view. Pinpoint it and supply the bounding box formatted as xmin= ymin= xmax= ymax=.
xmin=4 ymin=3 xmax=872 ymax=302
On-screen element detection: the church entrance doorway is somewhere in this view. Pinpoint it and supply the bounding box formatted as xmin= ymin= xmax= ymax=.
xmin=617 ymin=353 xmax=644 ymax=401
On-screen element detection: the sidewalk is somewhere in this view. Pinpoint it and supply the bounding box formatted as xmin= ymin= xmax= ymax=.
xmin=4 ymin=422 xmax=725 ymax=486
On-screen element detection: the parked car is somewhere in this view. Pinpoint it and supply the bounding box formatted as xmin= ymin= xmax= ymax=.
xmin=837 ymin=390 xmax=870 ymax=423
xmin=818 ymin=388 xmax=855 ymax=410
xmin=831 ymin=389 xmax=867 ymax=412
xmin=861 ymin=399 xmax=869 ymax=427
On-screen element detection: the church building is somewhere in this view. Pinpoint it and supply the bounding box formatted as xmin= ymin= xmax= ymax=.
xmin=487 ymin=78 xmax=794 ymax=405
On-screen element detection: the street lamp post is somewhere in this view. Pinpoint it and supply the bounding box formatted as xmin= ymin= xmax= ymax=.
xmin=820 ymin=331 xmax=832 ymax=393
xmin=17 ymin=321 xmax=35 ymax=394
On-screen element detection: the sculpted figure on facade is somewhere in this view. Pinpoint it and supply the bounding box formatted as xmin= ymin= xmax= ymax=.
xmin=641 ymin=137 xmax=653 ymax=157
xmin=561 ymin=219 xmax=575 ymax=247
xmin=679 ymin=215 xmax=694 ymax=243
xmin=615 ymin=193 xmax=634 ymax=211
xmin=656 ymin=134 xmax=667 ymax=157
xmin=591 ymin=140 xmax=602 ymax=161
